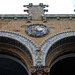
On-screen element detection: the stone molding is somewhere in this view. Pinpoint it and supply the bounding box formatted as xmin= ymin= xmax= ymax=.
xmin=0 ymin=30 xmax=75 ymax=66
xmin=40 ymin=30 xmax=75 ymax=65
xmin=0 ymin=30 xmax=37 ymax=66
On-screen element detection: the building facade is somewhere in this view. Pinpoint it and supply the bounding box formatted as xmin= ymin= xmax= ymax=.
xmin=0 ymin=3 xmax=75 ymax=75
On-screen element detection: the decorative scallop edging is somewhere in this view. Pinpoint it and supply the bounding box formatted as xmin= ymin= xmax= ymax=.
xmin=1 ymin=30 xmax=75 ymax=66
xmin=0 ymin=30 xmax=38 ymax=66
xmin=40 ymin=30 xmax=75 ymax=65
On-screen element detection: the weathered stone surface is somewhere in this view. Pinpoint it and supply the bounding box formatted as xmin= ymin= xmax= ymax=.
xmin=0 ymin=20 xmax=75 ymax=45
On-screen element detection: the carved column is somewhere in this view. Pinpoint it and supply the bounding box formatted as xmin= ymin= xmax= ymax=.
xmin=31 ymin=66 xmax=50 ymax=75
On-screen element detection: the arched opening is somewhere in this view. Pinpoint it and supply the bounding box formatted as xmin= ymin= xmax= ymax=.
xmin=0 ymin=31 xmax=36 ymax=74
xmin=45 ymin=36 xmax=75 ymax=66
xmin=44 ymin=36 xmax=75 ymax=75
xmin=0 ymin=54 xmax=28 ymax=75
xmin=40 ymin=31 xmax=75 ymax=66
xmin=0 ymin=36 xmax=33 ymax=61
xmin=50 ymin=53 xmax=75 ymax=75
xmin=0 ymin=43 xmax=32 ymax=75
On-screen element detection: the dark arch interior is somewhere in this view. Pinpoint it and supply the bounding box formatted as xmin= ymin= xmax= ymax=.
xmin=0 ymin=56 xmax=28 ymax=75
xmin=46 ymin=36 xmax=75 ymax=59
xmin=50 ymin=57 xmax=75 ymax=75
xmin=0 ymin=37 xmax=32 ymax=61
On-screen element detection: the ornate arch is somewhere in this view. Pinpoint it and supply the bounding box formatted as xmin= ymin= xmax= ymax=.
xmin=40 ymin=30 xmax=75 ymax=65
xmin=0 ymin=30 xmax=37 ymax=66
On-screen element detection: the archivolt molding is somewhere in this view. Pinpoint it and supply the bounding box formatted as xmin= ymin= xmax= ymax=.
xmin=40 ymin=30 xmax=75 ymax=65
xmin=1 ymin=30 xmax=75 ymax=66
xmin=0 ymin=30 xmax=38 ymax=66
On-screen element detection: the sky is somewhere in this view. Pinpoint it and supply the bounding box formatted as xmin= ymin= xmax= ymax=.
xmin=0 ymin=0 xmax=75 ymax=14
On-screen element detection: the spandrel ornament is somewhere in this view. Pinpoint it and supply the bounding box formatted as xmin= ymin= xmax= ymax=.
xmin=25 ymin=24 xmax=49 ymax=37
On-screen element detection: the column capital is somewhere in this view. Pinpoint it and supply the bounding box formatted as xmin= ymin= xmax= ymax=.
xmin=31 ymin=66 xmax=50 ymax=74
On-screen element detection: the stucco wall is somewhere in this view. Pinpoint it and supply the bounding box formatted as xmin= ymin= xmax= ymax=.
xmin=0 ymin=20 xmax=75 ymax=46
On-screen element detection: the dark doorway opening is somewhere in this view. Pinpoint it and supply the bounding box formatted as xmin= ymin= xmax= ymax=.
xmin=50 ymin=56 xmax=75 ymax=75
xmin=0 ymin=55 xmax=28 ymax=75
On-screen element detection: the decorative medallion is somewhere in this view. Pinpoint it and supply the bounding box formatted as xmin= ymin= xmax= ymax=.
xmin=25 ymin=24 xmax=49 ymax=37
